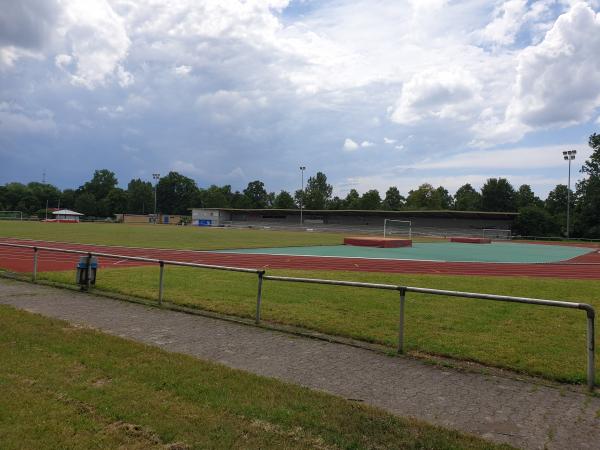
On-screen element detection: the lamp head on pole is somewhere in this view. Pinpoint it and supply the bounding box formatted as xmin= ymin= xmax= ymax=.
xmin=563 ymin=150 xmax=577 ymax=161
xmin=299 ymin=166 xmax=305 ymax=171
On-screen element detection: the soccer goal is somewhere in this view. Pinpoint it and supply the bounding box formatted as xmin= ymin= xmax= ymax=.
xmin=0 ymin=211 xmax=23 ymax=220
xmin=383 ymin=219 xmax=412 ymax=239
xmin=482 ymin=229 xmax=511 ymax=240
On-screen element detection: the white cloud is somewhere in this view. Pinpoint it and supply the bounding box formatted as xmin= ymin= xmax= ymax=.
xmin=170 ymin=160 xmax=204 ymax=177
xmin=479 ymin=0 xmax=528 ymax=46
xmin=343 ymin=138 xmax=359 ymax=151
xmin=390 ymin=68 xmax=483 ymax=125
xmin=228 ymin=167 xmax=246 ymax=179
xmin=400 ymin=143 xmax=592 ymax=170
xmin=361 ymin=140 xmax=375 ymax=147
xmin=174 ymin=65 xmax=192 ymax=76
xmin=507 ymin=3 xmax=600 ymax=127
xmin=56 ymin=0 xmax=131 ymax=89
xmin=383 ymin=137 xmax=396 ymax=144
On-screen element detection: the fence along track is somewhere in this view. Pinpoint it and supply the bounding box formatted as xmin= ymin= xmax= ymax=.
xmin=0 ymin=241 xmax=595 ymax=391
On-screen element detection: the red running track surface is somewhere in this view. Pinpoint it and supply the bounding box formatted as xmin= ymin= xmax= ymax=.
xmin=0 ymin=238 xmax=599 ymax=280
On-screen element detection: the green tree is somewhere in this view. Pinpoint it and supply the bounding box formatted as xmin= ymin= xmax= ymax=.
xmin=201 ymin=185 xmax=233 ymax=208
xmin=27 ymin=182 xmax=61 ymax=211
xmin=243 ymin=180 xmax=269 ymax=208
xmin=231 ymin=190 xmax=252 ymax=209
xmin=514 ymin=206 xmax=561 ymax=236
xmin=106 ymin=188 xmax=129 ymax=215
xmin=74 ymin=192 xmax=97 ymax=216
xmin=273 ymin=191 xmax=295 ymax=209
xmin=156 ymin=172 xmax=199 ymax=215
xmin=382 ymin=186 xmax=405 ymax=210
xmin=406 ymin=183 xmax=442 ymax=209
xmin=2 ymin=183 xmax=29 ymax=211
xmin=343 ymin=189 xmax=361 ymax=209
xmin=574 ymin=133 xmax=600 ymax=237
xmin=302 ymin=172 xmax=333 ymax=209
xmin=545 ymin=184 xmax=570 ymax=217
xmin=327 ymin=196 xmax=345 ymax=210
xmin=360 ymin=190 xmax=382 ymax=210
xmin=81 ymin=169 xmax=118 ymax=200
xmin=515 ymin=184 xmax=542 ymax=209
xmin=127 ymin=179 xmax=154 ymax=214
xmin=454 ymin=184 xmax=481 ymax=211
xmin=480 ymin=178 xmax=516 ymax=212
xmin=60 ymin=189 xmax=77 ymax=210
xmin=436 ymin=186 xmax=453 ymax=209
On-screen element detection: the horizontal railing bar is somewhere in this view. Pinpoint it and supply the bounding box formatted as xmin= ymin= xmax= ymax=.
xmin=403 ymin=286 xmax=591 ymax=312
xmin=0 ymin=242 xmax=260 ymax=274
xmin=264 ymin=275 xmax=593 ymax=313
xmin=263 ymin=275 xmax=399 ymax=290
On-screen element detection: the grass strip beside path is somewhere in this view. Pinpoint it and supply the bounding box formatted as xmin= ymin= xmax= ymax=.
xmin=0 ymin=305 xmax=508 ymax=450
xmin=40 ymin=267 xmax=600 ymax=385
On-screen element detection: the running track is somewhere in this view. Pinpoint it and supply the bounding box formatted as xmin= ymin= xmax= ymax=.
xmin=1 ymin=238 xmax=599 ymax=279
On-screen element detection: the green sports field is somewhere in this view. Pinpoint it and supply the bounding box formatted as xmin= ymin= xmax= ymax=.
xmin=0 ymin=221 xmax=342 ymax=249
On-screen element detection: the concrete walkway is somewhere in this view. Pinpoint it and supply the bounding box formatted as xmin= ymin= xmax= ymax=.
xmin=0 ymin=278 xmax=599 ymax=450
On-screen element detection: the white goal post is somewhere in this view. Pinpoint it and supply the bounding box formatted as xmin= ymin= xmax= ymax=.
xmin=383 ymin=219 xmax=412 ymax=238
xmin=0 ymin=211 xmax=23 ymax=220
xmin=482 ymin=229 xmax=511 ymax=240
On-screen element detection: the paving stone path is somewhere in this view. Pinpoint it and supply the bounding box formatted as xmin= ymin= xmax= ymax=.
xmin=1 ymin=278 xmax=599 ymax=450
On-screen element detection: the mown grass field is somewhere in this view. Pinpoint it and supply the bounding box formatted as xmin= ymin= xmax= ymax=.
xmin=0 ymin=221 xmax=343 ymax=250
xmin=0 ymin=305 xmax=509 ymax=450
xmin=40 ymin=266 xmax=600 ymax=385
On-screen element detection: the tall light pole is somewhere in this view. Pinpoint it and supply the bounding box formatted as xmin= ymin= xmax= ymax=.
xmin=299 ymin=166 xmax=306 ymax=225
xmin=152 ymin=173 xmax=160 ymax=224
xmin=562 ymin=150 xmax=576 ymax=239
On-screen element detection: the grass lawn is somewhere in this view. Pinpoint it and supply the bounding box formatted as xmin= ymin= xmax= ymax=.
xmin=39 ymin=266 xmax=600 ymax=385
xmin=0 ymin=221 xmax=343 ymax=250
xmin=0 ymin=305 xmax=508 ymax=450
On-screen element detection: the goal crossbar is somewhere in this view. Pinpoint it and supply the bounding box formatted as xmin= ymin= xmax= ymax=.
xmin=383 ymin=219 xmax=412 ymax=239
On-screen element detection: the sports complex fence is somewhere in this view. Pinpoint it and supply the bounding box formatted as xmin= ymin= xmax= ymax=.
xmin=0 ymin=241 xmax=596 ymax=391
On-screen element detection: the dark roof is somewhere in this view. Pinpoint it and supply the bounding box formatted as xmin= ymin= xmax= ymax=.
xmin=192 ymin=208 xmax=518 ymax=220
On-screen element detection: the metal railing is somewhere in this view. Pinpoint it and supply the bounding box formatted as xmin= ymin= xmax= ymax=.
xmin=0 ymin=241 xmax=596 ymax=391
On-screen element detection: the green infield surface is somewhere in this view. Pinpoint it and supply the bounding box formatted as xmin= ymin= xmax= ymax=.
xmin=216 ymin=241 xmax=593 ymax=263
xmin=0 ymin=306 xmax=509 ymax=450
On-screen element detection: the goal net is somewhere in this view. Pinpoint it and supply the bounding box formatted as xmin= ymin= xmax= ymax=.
xmin=0 ymin=211 xmax=23 ymax=220
xmin=383 ymin=219 xmax=412 ymax=239
xmin=482 ymin=229 xmax=511 ymax=240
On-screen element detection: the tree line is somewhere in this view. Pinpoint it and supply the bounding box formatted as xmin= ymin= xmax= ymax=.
xmin=1 ymin=133 xmax=599 ymax=238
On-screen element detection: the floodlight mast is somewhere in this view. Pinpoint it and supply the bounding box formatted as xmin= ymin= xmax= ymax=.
xmin=299 ymin=166 xmax=306 ymax=225
xmin=153 ymin=173 xmax=160 ymax=225
xmin=562 ymin=150 xmax=576 ymax=239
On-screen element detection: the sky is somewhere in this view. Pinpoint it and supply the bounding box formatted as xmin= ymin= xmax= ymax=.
xmin=1 ymin=0 xmax=600 ymax=199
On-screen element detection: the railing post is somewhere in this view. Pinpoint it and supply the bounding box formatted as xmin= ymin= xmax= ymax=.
xmin=158 ymin=261 xmax=165 ymax=306
xmin=587 ymin=309 xmax=595 ymax=392
xmin=86 ymin=252 xmax=92 ymax=291
xmin=32 ymin=247 xmax=38 ymax=282
xmin=398 ymin=287 xmax=406 ymax=354
xmin=255 ymin=270 xmax=265 ymax=324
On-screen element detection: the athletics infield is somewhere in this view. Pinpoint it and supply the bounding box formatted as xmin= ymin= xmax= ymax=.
xmin=1 ymin=237 xmax=599 ymax=279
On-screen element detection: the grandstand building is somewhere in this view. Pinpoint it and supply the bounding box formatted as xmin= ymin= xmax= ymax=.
xmin=191 ymin=208 xmax=517 ymax=237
